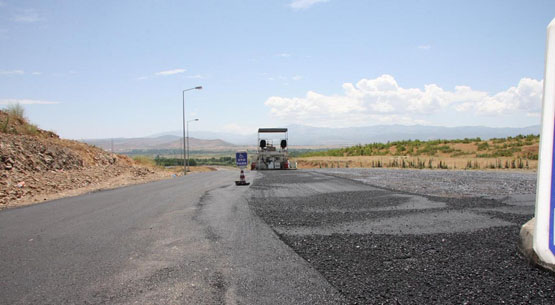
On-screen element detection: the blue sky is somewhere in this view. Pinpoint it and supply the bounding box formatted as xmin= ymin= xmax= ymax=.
xmin=1 ymin=0 xmax=554 ymax=139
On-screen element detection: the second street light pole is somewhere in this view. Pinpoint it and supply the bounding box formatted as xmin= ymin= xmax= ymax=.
xmin=186 ymin=118 xmax=199 ymax=173
xmin=182 ymin=86 xmax=202 ymax=175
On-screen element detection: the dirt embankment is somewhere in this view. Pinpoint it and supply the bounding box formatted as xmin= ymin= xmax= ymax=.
xmin=0 ymin=110 xmax=176 ymax=209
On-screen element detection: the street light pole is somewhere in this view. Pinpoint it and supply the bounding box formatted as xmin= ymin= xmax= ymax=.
xmin=186 ymin=118 xmax=199 ymax=173
xmin=182 ymin=86 xmax=202 ymax=175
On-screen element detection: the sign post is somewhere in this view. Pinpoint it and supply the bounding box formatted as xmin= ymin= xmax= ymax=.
xmin=534 ymin=18 xmax=555 ymax=265
xmin=235 ymin=151 xmax=250 ymax=186
xmin=235 ymin=151 xmax=248 ymax=169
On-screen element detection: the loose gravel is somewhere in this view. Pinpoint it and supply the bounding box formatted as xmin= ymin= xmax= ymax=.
xmin=322 ymin=168 xmax=537 ymax=198
xmin=249 ymin=169 xmax=554 ymax=304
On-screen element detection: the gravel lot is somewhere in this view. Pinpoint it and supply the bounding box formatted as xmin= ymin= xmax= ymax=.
xmin=249 ymin=169 xmax=555 ymax=304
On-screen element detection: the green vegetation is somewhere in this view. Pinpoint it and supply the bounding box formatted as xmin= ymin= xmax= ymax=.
xmin=132 ymin=155 xmax=157 ymax=167
xmin=125 ymin=149 xmax=238 ymax=157
xmin=153 ymin=156 xmax=236 ymax=167
xmin=5 ymin=103 xmax=25 ymax=118
xmin=287 ymin=148 xmax=331 ymax=157
xmin=1 ymin=103 xmax=40 ymax=136
xmin=299 ymin=135 xmax=539 ymax=159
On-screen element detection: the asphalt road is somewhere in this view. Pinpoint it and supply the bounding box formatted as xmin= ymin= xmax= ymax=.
xmin=249 ymin=169 xmax=555 ymax=304
xmin=2 ymin=169 xmax=554 ymax=304
xmin=0 ymin=171 xmax=345 ymax=305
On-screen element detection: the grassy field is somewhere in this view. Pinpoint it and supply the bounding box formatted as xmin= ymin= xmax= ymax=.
xmin=294 ymin=135 xmax=539 ymax=171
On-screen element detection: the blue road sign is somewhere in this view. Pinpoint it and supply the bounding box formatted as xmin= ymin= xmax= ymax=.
xmin=236 ymin=151 xmax=248 ymax=168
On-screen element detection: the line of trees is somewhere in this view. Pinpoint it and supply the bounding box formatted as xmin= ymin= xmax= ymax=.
xmin=153 ymin=156 xmax=236 ymax=166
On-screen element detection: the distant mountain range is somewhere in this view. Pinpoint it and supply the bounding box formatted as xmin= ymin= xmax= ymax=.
xmin=83 ymin=124 xmax=541 ymax=152
xmin=284 ymin=124 xmax=541 ymax=146
xmin=83 ymin=136 xmax=236 ymax=153
xmin=147 ymin=124 xmax=541 ymax=145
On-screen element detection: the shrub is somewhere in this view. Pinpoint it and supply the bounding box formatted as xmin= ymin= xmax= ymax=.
xmin=5 ymin=103 xmax=25 ymax=119
xmin=477 ymin=142 xmax=489 ymax=151
xmin=133 ymin=156 xmax=156 ymax=167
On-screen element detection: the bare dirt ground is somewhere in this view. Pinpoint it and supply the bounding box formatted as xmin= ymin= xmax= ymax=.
xmin=2 ymin=165 xmax=216 ymax=210
xmin=0 ymin=110 xmax=217 ymax=210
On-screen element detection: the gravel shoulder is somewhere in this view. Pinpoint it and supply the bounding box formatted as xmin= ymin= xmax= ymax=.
xmin=249 ymin=169 xmax=553 ymax=304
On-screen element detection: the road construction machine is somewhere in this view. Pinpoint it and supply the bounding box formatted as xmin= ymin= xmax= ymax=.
xmin=252 ymin=128 xmax=297 ymax=170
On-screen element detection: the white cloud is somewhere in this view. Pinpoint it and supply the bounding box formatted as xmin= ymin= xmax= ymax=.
xmin=292 ymin=75 xmax=303 ymax=81
xmin=0 ymin=70 xmax=24 ymax=75
xmin=418 ymin=45 xmax=431 ymax=50
xmin=289 ymin=0 xmax=329 ymax=10
xmin=137 ymin=68 xmax=188 ymax=80
xmin=264 ymin=75 xmax=543 ymax=127
xmin=0 ymin=99 xmax=60 ymax=105
xmin=12 ymin=9 xmax=42 ymax=23
xmin=155 ymin=68 xmax=186 ymax=76
xmin=31 ymin=71 xmax=41 ymax=75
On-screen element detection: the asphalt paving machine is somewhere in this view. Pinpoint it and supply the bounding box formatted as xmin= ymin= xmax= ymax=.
xmin=252 ymin=128 xmax=297 ymax=170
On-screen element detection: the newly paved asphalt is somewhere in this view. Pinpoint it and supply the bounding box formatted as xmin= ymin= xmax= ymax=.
xmin=2 ymin=169 xmax=554 ymax=304
xmin=249 ymin=170 xmax=555 ymax=304
xmin=0 ymin=171 xmax=345 ymax=305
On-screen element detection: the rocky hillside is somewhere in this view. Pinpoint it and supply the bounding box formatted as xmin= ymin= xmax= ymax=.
xmin=0 ymin=110 xmax=167 ymax=208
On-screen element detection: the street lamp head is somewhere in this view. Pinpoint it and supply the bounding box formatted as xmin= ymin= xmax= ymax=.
xmin=195 ymin=86 xmax=203 ymax=90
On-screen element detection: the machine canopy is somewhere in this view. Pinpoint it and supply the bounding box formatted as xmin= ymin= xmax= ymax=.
xmin=258 ymin=128 xmax=288 ymax=133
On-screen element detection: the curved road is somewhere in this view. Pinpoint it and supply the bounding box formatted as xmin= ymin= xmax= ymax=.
xmin=3 ymin=169 xmax=553 ymax=304
xmin=0 ymin=171 xmax=345 ymax=305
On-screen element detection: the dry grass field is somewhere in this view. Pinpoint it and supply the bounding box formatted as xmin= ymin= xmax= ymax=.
xmin=294 ymin=135 xmax=539 ymax=171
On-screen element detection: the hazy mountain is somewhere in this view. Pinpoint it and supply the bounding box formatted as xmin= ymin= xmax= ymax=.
xmin=187 ymin=124 xmax=541 ymax=146
xmin=284 ymin=124 xmax=541 ymax=145
xmin=85 ymin=124 xmax=541 ymax=152
xmin=148 ymin=130 xmax=253 ymax=145
xmin=83 ymin=135 xmax=236 ymax=153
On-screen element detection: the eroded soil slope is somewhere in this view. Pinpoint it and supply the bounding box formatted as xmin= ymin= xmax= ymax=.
xmin=0 ymin=110 xmax=169 ymax=208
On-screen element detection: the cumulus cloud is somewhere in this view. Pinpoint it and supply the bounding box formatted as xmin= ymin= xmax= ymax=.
xmin=264 ymin=75 xmax=543 ymax=127
xmin=290 ymin=0 xmax=329 ymax=10
xmin=0 ymin=99 xmax=60 ymax=105
xmin=155 ymin=68 xmax=186 ymax=76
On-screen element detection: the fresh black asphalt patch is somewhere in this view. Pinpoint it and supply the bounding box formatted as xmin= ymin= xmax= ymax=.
xmin=249 ymin=169 xmax=555 ymax=304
